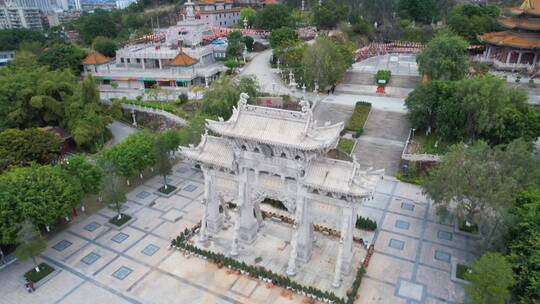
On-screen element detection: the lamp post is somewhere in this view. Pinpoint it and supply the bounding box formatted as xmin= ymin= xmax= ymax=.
xmin=243 ymin=17 xmax=248 ymax=30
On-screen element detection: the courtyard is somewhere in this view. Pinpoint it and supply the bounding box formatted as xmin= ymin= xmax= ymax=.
xmin=0 ymin=162 xmax=475 ymax=304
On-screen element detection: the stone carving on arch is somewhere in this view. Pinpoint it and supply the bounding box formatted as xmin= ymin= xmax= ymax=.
xmin=251 ymin=190 xmax=296 ymax=213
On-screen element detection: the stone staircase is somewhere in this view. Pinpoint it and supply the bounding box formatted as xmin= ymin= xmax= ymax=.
xmin=342 ymin=71 xmax=421 ymax=89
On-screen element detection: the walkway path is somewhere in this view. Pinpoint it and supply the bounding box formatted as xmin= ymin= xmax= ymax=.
xmin=107 ymin=121 xmax=139 ymax=146
xmin=0 ymin=162 xmax=473 ymax=304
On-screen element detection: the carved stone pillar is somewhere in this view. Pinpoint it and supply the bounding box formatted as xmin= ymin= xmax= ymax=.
xmin=295 ymin=193 xmax=312 ymax=263
xmin=202 ymin=169 xmax=222 ymax=235
xmin=230 ymin=199 xmax=241 ymax=256
xmin=332 ymin=206 xmax=355 ymax=288
xmin=238 ymin=168 xmax=258 ymax=243
xmin=286 ymin=197 xmax=303 ymax=276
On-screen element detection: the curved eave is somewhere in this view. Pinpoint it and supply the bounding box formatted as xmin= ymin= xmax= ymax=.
xmin=206 ymin=120 xmax=343 ymax=151
xmin=303 ymin=182 xmax=372 ymax=198
xmin=498 ymin=17 xmax=540 ymax=31
xmin=479 ymin=31 xmax=540 ymax=49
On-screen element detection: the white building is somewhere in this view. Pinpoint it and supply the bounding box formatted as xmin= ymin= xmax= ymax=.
xmin=0 ymin=50 xmax=15 ymax=68
xmin=0 ymin=4 xmax=43 ymax=30
xmin=82 ymin=0 xmax=227 ymax=101
xmin=195 ymin=0 xmax=240 ymax=27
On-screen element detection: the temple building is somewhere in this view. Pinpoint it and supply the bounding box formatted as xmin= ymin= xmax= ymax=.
xmin=180 ymin=94 xmax=383 ymax=287
xmin=82 ymin=0 xmax=226 ymax=101
xmin=195 ymin=0 xmax=241 ymax=27
xmin=478 ymin=0 xmax=540 ymax=71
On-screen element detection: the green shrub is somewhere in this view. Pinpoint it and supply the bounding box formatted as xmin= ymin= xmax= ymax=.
xmin=346 ymin=101 xmax=371 ymax=133
xmin=337 ymin=138 xmax=355 ymax=155
xmin=355 ymin=216 xmax=377 ymax=231
xmin=375 ymin=70 xmax=391 ymax=86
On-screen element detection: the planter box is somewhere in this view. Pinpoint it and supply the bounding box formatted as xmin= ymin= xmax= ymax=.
xmin=105 ymin=215 xmax=136 ymax=230
xmin=155 ymin=184 xmax=180 ymax=198
xmin=453 ymin=219 xmax=481 ymax=239
xmin=451 ymin=261 xmax=471 ymax=285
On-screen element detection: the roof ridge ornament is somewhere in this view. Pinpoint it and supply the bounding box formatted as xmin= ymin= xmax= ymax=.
xmin=521 ymin=0 xmax=534 ymax=10
xmin=238 ymin=92 xmax=249 ymax=109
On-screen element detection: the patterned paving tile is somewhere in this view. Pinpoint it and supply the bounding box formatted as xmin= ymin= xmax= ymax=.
xmin=84 ymin=222 xmax=102 ymax=232
xmin=389 ymin=239 xmax=405 ymax=250
xmin=437 ymin=230 xmax=453 ymax=241
xmin=434 ymin=250 xmax=451 ymax=263
xmin=81 ymin=252 xmax=101 ymax=265
xmin=136 ymin=191 xmax=152 ymax=199
xmin=401 ymin=202 xmax=415 ymax=211
xmin=183 ymin=184 xmax=198 ymax=192
xmin=112 ymin=266 xmax=133 ymax=280
xmin=111 ymin=232 xmax=129 ymax=244
xmin=395 ymin=220 xmax=410 ymax=230
xmin=53 ymin=240 xmax=73 ymax=252
xmin=141 ymin=244 xmax=160 ymax=256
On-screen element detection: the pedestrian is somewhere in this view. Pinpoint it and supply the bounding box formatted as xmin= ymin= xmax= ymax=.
xmin=29 ymin=280 xmax=35 ymax=292
xmin=0 ymin=247 xmax=5 ymax=265
xmin=25 ymin=280 xmax=32 ymax=293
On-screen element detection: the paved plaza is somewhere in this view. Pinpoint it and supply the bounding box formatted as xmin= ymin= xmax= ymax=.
xmin=0 ymin=162 xmax=475 ymax=304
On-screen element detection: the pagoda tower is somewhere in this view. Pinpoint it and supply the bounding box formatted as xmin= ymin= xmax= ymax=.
xmin=479 ymin=0 xmax=540 ymax=71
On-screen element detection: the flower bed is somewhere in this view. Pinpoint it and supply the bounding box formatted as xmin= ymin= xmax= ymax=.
xmin=24 ymin=263 xmax=55 ymax=283
xmin=375 ymin=70 xmax=391 ymax=87
xmin=171 ymin=224 xmax=367 ymax=304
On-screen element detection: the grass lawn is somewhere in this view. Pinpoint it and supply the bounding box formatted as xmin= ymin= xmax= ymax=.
xmin=413 ymin=132 xmax=449 ymax=155
xmin=346 ymin=102 xmax=371 ymax=134
xmin=337 ymin=138 xmax=355 ymax=155
xmin=158 ymin=184 xmax=177 ymax=194
xmin=456 ymin=264 xmax=471 ymax=280
xmin=458 ymin=220 xmax=479 ymax=234
xmin=24 ymin=263 xmax=55 ymax=283
xmin=109 ymin=214 xmax=132 ymax=227
xmin=396 ymin=173 xmax=426 ymax=186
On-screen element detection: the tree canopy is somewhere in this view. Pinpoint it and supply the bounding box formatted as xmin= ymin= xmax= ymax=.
xmin=76 ymin=9 xmax=119 ymax=44
xmin=201 ymin=76 xmax=260 ymax=120
xmin=0 ymin=128 xmax=61 ymax=172
xmin=92 ymin=36 xmax=118 ymax=58
xmin=507 ymin=190 xmax=540 ymax=303
xmin=240 ymin=7 xmax=257 ymax=26
xmin=302 ymin=36 xmax=355 ymax=90
xmin=254 ymin=4 xmax=293 ymax=30
xmin=103 ymin=131 xmax=156 ymax=181
xmin=448 ymin=4 xmax=501 ymax=44
xmin=38 ymin=43 xmax=87 ymax=74
xmin=423 ymin=139 xmax=540 ymax=249
xmin=398 ymin=0 xmax=439 ymax=24
xmin=269 ymin=27 xmax=299 ymax=49
xmin=405 ymin=76 xmax=540 ymax=145
xmin=312 ymin=0 xmax=348 ymax=29
xmin=465 ymin=252 xmax=515 ymax=304
xmin=0 ymin=29 xmax=46 ymax=51
xmin=417 ymin=31 xmax=470 ymax=81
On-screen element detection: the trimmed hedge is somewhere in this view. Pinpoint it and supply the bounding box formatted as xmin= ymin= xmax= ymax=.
xmin=24 ymin=263 xmax=55 ymax=283
xmin=355 ymin=216 xmax=377 ymax=231
xmin=345 ymin=101 xmax=371 ymax=135
xmin=337 ymin=138 xmax=355 ymax=155
xmin=122 ymin=99 xmax=177 ymax=114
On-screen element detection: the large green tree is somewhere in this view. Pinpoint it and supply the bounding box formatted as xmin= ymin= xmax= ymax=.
xmin=423 ymin=140 xmax=539 ymax=249
xmin=507 ymin=190 xmax=540 ymax=303
xmin=405 ymin=76 xmax=540 ymax=145
xmin=61 ymin=155 xmax=103 ymax=196
xmin=254 ymin=4 xmax=293 ymax=30
xmin=398 ymin=0 xmax=439 ymax=24
xmin=77 ymin=9 xmax=119 ymax=44
xmin=38 ymin=44 xmax=87 ymax=74
xmin=448 ymin=4 xmax=501 ymax=44
xmin=240 ymin=7 xmax=257 ymax=26
xmin=302 ymin=36 xmax=355 ymax=91
xmin=104 ymin=131 xmax=156 ymax=183
xmin=154 ymin=134 xmax=173 ymax=190
xmin=465 ymin=252 xmax=515 ymax=304
xmin=0 ymin=128 xmax=61 ymax=172
xmin=14 ymin=220 xmax=48 ymax=272
xmin=312 ymin=0 xmax=348 ymax=29
xmin=417 ymin=31 xmax=470 ymax=81
xmin=0 ymin=29 xmax=46 ymax=51
xmin=92 ymin=36 xmax=118 ymax=58
xmin=99 ymin=160 xmax=127 ymax=220
xmin=269 ymin=27 xmax=299 ymax=49
xmin=0 ymin=164 xmax=83 ymax=230
xmin=201 ymin=76 xmax=260 ymax=119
